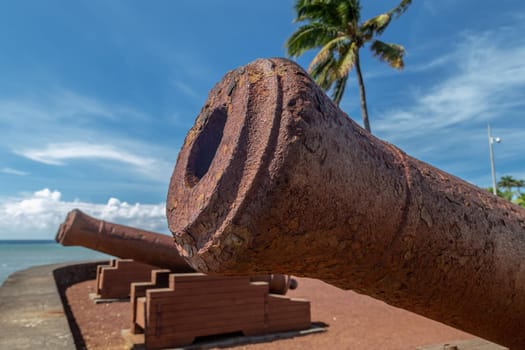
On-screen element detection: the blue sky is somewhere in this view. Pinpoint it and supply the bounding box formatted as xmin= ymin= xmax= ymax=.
xmin=1 ymin=0 xmax=524 ymax=239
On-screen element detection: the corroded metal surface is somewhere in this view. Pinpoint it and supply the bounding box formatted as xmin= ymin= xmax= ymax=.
xmin=167 ymin=58 xmax=525 ymax=348
xmin=56 ymin=209 xmax=194 ymax=272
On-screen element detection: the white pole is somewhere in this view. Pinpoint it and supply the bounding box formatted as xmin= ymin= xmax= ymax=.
xmin=488 ymin=124 xmax=498 ymax=195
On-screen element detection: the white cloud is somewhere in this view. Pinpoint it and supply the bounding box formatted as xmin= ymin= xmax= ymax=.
xmin=421 ymin=0 xmax=456 ymax=16
xmin=15 ymin=142 xmax=155 ymax=167
xmin=406 ymin=52 xmax=456 ymax=74
xmin=19 ymin=141 xmax=175 ymax=183
xmin=1 ymin=167 xmax=28 ymax=176
xmin=362 ymin=22 xmax=525 ymax=188
xmin=0 ymin=89 xmax=146 ymax=126
xmin=0 ymin=188 xmax=168 ymax=240
xmin=0 ymin=88 xmax=157 ymax=157
xmin=376 ymin=26 xmax=525 ymax=143
xmin=172 ymin=80 xmax=200 ymax=100
xmin=0 ymin=88 xmax=179 ymax=183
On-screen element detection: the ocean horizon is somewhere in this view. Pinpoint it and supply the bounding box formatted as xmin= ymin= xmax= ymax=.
xmin=0 ymin=240 xmax=112 ymax=286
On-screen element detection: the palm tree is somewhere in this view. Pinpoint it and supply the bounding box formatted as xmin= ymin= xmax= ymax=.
xmin=516 ymin=193 xmax=525 ymax=208
xmin=515 ymin=179 xmax=525 ymax=194
xmin=486 ymin=187 xmax=511 ymax=200
xmin=498 ymin=175 xmax=519 ymax=194
xmin=286 ymin=0 xmax=412 ymax=133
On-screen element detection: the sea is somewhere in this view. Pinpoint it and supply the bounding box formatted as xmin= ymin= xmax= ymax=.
xmin=0 ymin=240 xmax=112 ymax=286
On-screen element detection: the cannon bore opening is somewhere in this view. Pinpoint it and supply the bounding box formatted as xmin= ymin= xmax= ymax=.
xmin=185 ymin=107 xmax=227 ymax=188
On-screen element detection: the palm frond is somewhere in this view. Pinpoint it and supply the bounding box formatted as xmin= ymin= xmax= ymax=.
xmin=309 ymin=40 xmax=354 ymax=105
xmin=294 ymin=0 xmax=361 ymax=28
xmin=309 ymin=55 xmax=338 ymax=90
xmin=286 ymin=22 xmax=339 ymax=57
xmin=294 ymin=0 xmax=350 ymax=27
xmin=334 ymin=0 xmax=361 ymax=27
xmin=294 ymin=0 xmax=325 ymax=20
xmin=359 ymin=0 xmax=412 ymax=39
xmin=360 ymin=13 xmax=392 ymax=39
xmin=334 ymin=42 xmax=356 ymax=78
xmin=308 ymin=35 xmax=348 ymax=71
xmin=370 ymin=40 xmax=405 ymax=69
xmin=388 ymin=0 xmax=412 ymax=19
xmin=331 ymin=74 xmax=349 ymax=105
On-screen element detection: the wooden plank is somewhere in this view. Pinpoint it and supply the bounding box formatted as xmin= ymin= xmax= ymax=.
xmin=267 ymin=304 xmax=311 ymax=315
xmin=168 ymin=273 xmax=247 ymax=282
xmin=150 ymin=269 xmax=171 ymax=285
xmin=267 ymin=310 xmax=310 ymax=321
xmin=151 ymin=306 xmax=265 ymax=329
xmin=145 ymin=287 xmax=173 ymax=300
xmin=145 ymin=302 xmax=266 ymax=318
xmin=137 ymin=325 xmax=327 ymax=350
xmin=169 ymin=280 xmax=266 ymax=292
xmin=115 ymin=259 xmax=154 ymax=267
xmin=167 ymin=274 xmax=250 ymax=286
xmin=157 ymin=284 xmax=268 ymax=298
xmin=130 ymin=270 xmax=172 ymax=332
xmin=138 ymin=272 xmax=312 ymax=349
xmin=150 ymin=309 xmax=264 ymax=328
xmin=267 ymin=298 xmax=311 ymax=308
xmin=267 ymin=320 xmax=311 ymax=331
xmin=107 ymin=269 xmax=155 ymax=277
xmin=96 ymin=260 xmax=159 ymax=299
xmin=131 ymin=271 xmax=171 ymax=297
xmin=169 ymin=279 xmax=251 ymax=291
xmin=148 ymin=294 xmax=265 ymax=313
xmin=99 ymin=270 xmax=153 ymax=279
xmin=148 ymin=319 xmax=266 ymax=338
xmin=267 ymin=294 xmax=309 ymax=303
xmin=147 ymin=287 xmax=266 ymax=304
xmin=266 ymin=311 xmax=311 ymax=321
xmin=130 ymin=282 xmax=154 ymax=299
xmin=135 ymin=297 xmax=146 ymax=329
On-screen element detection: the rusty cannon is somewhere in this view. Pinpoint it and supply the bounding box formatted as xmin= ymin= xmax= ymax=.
xmin=56 ymin=209 xmax=297 ymax=294
xmin=56 ymin=209 xmax=193 ymax=272
xmin=166 ymin=58 xmax=525 ymax=349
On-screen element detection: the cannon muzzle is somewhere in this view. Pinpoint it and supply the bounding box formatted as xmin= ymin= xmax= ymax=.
xmin=167 ymin=58 xmax=525 ymax=348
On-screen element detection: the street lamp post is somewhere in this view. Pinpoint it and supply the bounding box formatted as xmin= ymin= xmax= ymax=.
xmin=488 ymin=124 xmax=501 ymax=195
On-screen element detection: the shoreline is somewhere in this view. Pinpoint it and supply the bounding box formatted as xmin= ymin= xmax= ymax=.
xmin=0 ymin=241 xmax=111 ymax=286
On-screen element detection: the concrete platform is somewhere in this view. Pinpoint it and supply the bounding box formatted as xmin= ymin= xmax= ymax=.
xmin=0 ymin=261 xmax=105 ymax=350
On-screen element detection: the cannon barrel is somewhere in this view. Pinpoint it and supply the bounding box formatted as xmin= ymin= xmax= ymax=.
xmin=56 ymin=209 xmax=297 ymax=294
xmin=167 ymin=58 xmax=525 ymax=348
xmin=56 ymin=209 xmax=194 ymax=271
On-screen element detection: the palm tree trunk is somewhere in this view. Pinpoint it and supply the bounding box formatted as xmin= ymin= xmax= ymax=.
xmin=354 ymin=50 xmax=371 ymax=133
